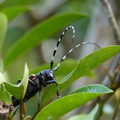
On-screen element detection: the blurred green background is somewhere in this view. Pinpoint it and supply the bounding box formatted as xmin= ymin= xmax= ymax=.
xmin=0 ymin=0 xmax=119 ymax=119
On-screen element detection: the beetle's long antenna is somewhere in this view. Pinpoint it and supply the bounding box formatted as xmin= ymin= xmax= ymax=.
xmin=53 ymin=42 xmax=101 ymax=71
xmin=50 ymin=26 xmax=75 ymax=70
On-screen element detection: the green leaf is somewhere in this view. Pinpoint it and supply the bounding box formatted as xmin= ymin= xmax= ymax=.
xmin=0 ymin=58 xmax=4 ymax=71
xmin=4 ymin=12 xmax=86 ymax=68
xmin=0 ymin=73 xmax=12 ymax=104
xmin=0 ymin=72 xmax=6 ymax=83
xmin=41 ymin=46 xmax=120 ymax=106
xmin=4 ymin=82 xmax=23 ymax=100
xmin=4 ymin=64 xmax=29 ymax=100
xmin=0 ymin=84 xmax=12 ymax=104
xmin=0 ymin=13 xmax=7 ymax=53
xmin=85 ymin=71 xmax=96 ymax=79
xmin=1 ymin=6 xmax=30 ymax=21
xmin=34 ymin=84 xmax=112 ymax=120
xmin=68 ymin=114 xmax=87 ymax=120
xmin=85 ymin=104 xmax=98 ymax=120
xmin=21 ymin=63 xmax=29 ymax=99
xmin=0 ymin=0 xmax=40 ymax=9
xmin=70 ymin=84 xmax=113 ymax=94
xmin=67 ymin=104 xmax=98 ymax=120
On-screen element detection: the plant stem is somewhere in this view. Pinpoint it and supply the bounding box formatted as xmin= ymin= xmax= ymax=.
xmin=111 ymin=94 xmax=120 ymax=120
xmin=100 ymin=0 xmax=120 ymax=45
xmin=94 ymin=0 xmax=120 ymax=119
xmin=20 ymin=100 xmax=26 ymax=120
xmin=94 ymin=98 xmax=104 ymax=120
xmin=31 ymin=106 xmax=42 ymax=120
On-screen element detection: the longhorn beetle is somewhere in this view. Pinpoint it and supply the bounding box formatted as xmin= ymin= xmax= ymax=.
xmin=12 ymin=26 xmax=100 ymax=108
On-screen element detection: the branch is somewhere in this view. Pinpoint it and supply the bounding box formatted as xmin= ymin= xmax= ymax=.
xmin=100 ymin=0 xmax=120 ymax=45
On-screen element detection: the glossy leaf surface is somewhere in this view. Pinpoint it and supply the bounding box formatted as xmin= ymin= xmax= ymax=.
xmin=41 ymin=46 xmax=120 ymax=106
xmin=34 ymin=84 xmax=112 ymax=120
xmin=4 ymin=12 xmax=85 ymax=68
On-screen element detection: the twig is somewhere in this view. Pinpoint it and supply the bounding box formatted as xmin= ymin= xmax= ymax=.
xmin=94 ymin=62 xmax=120 ymax=120
xmin=103 ymin=67 xmax=114 ymax=84
xmin=93 ymin=1 xmax=120 ymax=119
xmin=111 ymin=94 xmax=120 ymax=120
xmin=20 ymin=101 xmax=26 ymax=120
xmin=100 ymin=0 xmax=120 ymax=45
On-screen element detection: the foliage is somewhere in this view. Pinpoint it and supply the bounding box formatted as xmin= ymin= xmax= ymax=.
xmin=0 ymin=0 xmax=119 ymax=120
xmin=34 ymin=85 xmax=112 ymax=120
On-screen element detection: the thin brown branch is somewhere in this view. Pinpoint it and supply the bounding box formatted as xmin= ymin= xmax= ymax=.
xmin=103 ymin=66 xmax=114 ymax=84
xmin=92 ymin=62 xmax=120 ymax=120
xmin=100 ymin=0 xmax=120 ymax=45
xmin=92 ymin=1 xmax=120 ymax=119
xmin=20 ymin=101 xmax=26 ymax=120
xmin=111 ymin=95 xmax=120 ymax=120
